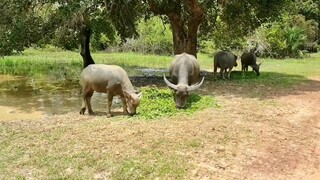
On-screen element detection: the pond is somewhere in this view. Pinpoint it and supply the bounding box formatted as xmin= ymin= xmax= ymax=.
xmin=0 ymin=68 xmax=170 ymax=121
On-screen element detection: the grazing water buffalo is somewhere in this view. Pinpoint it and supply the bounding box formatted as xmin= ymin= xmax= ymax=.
xmin=213 ymin=51 xmax=238 ymax=79
xmin=79 ymin=64 xmax=142 ymax=117
xmin=164 ymin=53 xmax=204 ymax=108
xmin=241 ymin=52 xmax=261 ymax=76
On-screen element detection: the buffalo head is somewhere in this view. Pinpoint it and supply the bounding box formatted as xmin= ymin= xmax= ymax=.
xmin=124 ymin=91 xmax=142 ymax=115
xmin=250 ymin=62 xmax=262 ymax=76
xmin=164 ymin=75 xmax=204 ymax=108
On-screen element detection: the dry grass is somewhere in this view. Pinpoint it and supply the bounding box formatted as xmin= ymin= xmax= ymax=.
xmin=1 ymin=51 xmax=320 ymax=179
xmin=1 ymin=78 xmax=320 ymax=179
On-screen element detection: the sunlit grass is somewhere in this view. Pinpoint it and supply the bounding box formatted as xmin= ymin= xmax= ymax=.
xmin=1 ymin=48 xmax=320 ymax=179
xmin=137 ymin=87 xmax=217 ymax=119
xmin=2 ymin=48 xmax=320 ymax=78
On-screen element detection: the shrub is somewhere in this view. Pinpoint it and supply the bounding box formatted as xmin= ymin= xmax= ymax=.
xmin=119 ymin=17 xmax=173 ymax=55
xmin=246 ymin=14 xmax=315 ymax=58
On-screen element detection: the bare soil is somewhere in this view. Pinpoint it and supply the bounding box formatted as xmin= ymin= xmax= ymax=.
xmin=1 ymin=76 xmax=320 ymax=179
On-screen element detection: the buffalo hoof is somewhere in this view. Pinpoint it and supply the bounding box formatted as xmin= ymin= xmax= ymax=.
xmin=128 ymin=113 xmax=135 ymax=116
xmin=88 ymin=110 xmax=94 ymax=115
xmin=79 ymin=108 xmax=86 ymax=115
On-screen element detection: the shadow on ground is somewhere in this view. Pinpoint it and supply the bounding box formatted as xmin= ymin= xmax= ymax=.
xmin=131 ymin=69 xmax=320 ymax=100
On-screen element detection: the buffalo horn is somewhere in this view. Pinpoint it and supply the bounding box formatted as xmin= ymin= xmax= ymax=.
xmin=163 ymin=75 xmax=178 ymax=90
xmin=187 ymin=77 xmax=205 ymax=91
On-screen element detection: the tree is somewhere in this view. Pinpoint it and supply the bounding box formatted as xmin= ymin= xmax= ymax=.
xmin=0 ymin=1 xmax=44 ymax=55
xmin=292 ymin=0 xmax=319 ymax=41
xmin=1 ymin=0 xmax=290 ymax=60
xmin=38 ymin=0 xmax=143 ymax=68
xmin=146 ymin=0 xmax=289 ymax=56
xmin=0 ymin=0 xmax=143 ymax=68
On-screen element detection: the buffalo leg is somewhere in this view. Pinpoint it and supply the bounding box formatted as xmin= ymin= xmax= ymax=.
xmin=80 ymin=87 xmax=93 ymax=115
xmin=120 ymin=94 xmax=128 ymax=115
xmin=227 ymin=68 xmax=233 ymax=79
xmin=79 ymin=94 xmax=86 ymax=114
xmin=213 ymin=65 xmax=218 ymax=80
xmin=220 ymin=69 xmax=225 ymax=80
xmin=85 ymin=90 xmax=94 ymax=115
xmin=107 ymin=93 xmax=113 ymax=118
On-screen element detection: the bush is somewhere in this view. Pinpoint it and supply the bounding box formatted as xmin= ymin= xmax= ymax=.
xmin=119 ymin=17 xmax=173 ymax=55
xmin=246 ymin=14 xmax=316 ymax=58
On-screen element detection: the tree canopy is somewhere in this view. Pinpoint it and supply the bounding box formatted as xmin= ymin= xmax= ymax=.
xmin=1 ymin=0 xmax=315 ymax=60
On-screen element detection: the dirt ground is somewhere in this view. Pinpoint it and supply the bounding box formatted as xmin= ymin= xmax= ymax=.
xmin=192 ymin=77 xmax=320 ymax=179
xmin=1 ymin=76 xmax=320 ymax=179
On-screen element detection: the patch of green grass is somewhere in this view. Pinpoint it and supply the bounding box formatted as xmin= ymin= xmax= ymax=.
xmin=0 ymin=48 xmax=173 ymax=81
xmin=187 ymin=139 xmax=204 ymax=148
xmin=112 ymin=153 xmax=187 ymax=179
xmin=1 ymin=48 xmax=320 ymax=88
xmin=137 ymin=87 xmax=217 ymax=119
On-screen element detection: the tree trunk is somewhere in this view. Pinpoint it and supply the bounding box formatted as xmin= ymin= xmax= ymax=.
xmin=185 ymin=0 xmax=204 ymax=57
xmin=80 ymin=25 xmax=95 ymax=69
xmin=148 ymin=0 xmax=204 ymax=57
xmin=168 ymin=12 xmax=187 ymax=55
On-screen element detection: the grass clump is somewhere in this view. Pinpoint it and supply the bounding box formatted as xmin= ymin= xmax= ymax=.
xmin=112 ymin=154 xmax=187 ymax=179
xmin=137 ymin=87 xmax=217 ymax=119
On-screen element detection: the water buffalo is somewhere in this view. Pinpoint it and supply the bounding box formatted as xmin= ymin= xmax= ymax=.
xmin=241 ymin=52 xmax=261 ymax=76
xmin=79 ymin=64 xmax=142 ymax=117
xmin=213 ymin=51 xmax=238 ymax=79
xmin=163 ymin=53 xmax=204 ymax=108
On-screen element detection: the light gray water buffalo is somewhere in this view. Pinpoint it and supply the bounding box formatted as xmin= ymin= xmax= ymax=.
xmin=213 ymin=51 xmax=238 ymax=80
xmin=241 ymin=52 xmax=261 ymax=76
xmin=164 ymin=53 xmax=204 ymax=109
xmin=79 ymin=64 xmax=142 ymax=117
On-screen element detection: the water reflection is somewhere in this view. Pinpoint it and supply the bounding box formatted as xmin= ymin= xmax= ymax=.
xmin=0 ymin=76 xmax=121 ymax=120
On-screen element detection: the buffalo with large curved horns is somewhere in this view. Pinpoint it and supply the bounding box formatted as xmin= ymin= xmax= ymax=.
xmin=164 ymin=53 xmax=205 ymax=108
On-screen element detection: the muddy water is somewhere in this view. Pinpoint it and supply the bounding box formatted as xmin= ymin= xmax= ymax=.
xmin=0 ymin=75 xmax=121 ymax=121
xmin=0 ymin=68 xmax=169 ymax=121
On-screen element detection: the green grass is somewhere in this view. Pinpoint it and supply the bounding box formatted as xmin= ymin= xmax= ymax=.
xmin=1 ymin=48 xmax=320 ymax=81
xmin=1 ymin=49 xmax=320 ymax=179
xmin=0 ymin=119 xmax=188 ymax=179
xmin=0 ymin=48 xmax=173 ymax=81
xmin=137 ymin=87 xmax=217 ymax=119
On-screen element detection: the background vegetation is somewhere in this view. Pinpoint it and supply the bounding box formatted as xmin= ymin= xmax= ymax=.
xmin=1 ymin=0 xmax=319 ymax=59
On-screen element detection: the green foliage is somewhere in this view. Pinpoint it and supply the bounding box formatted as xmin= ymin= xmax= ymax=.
xmin=292 ymin=0 xmax=319 ymax=22
xmin=199 ymin=18 xmax=246 ymax=53
xmin=138 ymin=87 xmax=217 ymax=119
xmin=0 ymin=0 xmax=144 ymax=55
xmin=0 ymin=1 xmax=44 ymax=55
xmin=51 ymin=28 xmax=79 ymax=51
xmin=120 ymin=17 xmax=173 ymax=55
xmin=248 ymin=15 xmax=311 ymax=58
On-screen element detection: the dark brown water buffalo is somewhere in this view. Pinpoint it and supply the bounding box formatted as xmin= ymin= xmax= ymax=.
xmin=79 ymin=64 xmax=142 ymax=117
xmin=164 ymin=53 xmax=204 ymax=108
xmin=241 ymin=52 xmax=261 ymax=76
xmin=213 ymin=51 xmax=238 ymax=79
